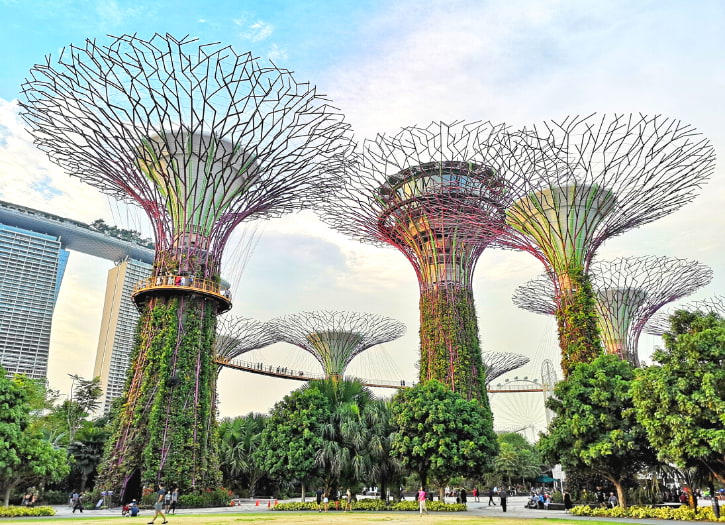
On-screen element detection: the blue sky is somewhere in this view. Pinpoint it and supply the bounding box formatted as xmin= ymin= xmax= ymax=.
xmin=0 ymin=0 xmax=723 ymax=434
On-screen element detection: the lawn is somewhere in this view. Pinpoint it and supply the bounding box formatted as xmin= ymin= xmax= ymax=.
xmin=0 ymin=513 xmax=628 ymax=525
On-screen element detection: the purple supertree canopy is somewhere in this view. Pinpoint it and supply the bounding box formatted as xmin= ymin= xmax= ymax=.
xmin=513 ymin=256 xmax=712 ymax=365
xmin=268 ymin=310 xmax=406 ymax=378
xmin=481 ymin=351 xmax=530 ymax=385
xmin=20 ymin=33 xmax=353 ymax=279
xmin=213 ymin=316 xmax=278 ymax=363
xmin=645 ymin=295 xmax=725 ymax=336
xmin=319 ymin=121 xmax=511 ymax=291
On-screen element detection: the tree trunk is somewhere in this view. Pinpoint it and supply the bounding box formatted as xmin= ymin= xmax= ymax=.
xmin=609 ymin=477 xmax=626 ymax=508
xmin=301 ymin=481 xmax=305 ymax=503
xmin=3 ymin=485 xmax=11 ymax=507
xmin=80 ymin=471 xmax=88 ymax=493
xmin=709 ymin=479 xmax=720 ymax=519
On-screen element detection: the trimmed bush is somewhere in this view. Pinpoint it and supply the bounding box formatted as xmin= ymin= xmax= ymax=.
xmin=0 ymin=506 xmax=56 ymax=517
xmin=272 ymin=500 xmax=467 ymax=512
xmin=571 ymin=504 xmax=725 ymax=522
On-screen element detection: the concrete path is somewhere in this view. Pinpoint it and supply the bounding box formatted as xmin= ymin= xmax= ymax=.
xmin=44 ymin=495 xmax=719 ymax=524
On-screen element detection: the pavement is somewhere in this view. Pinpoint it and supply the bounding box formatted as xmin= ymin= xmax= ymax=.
xmin=44 ymin=495 xmax=721 ymax=524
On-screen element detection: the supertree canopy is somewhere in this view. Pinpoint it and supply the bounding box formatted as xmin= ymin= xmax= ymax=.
xmin=480 ymin=351 xmax=530 ymax=385
xmin=213 ymin=316 xmax=278 ymax=371
xmin=645 ymin=295 xmax=725 ymax=336
xmin=513 ymin=256 xmax=712 ymax=366
xmin=20 ymin=33 xmax=352 ymax=498
xmin=269 ymin=311 xmax=406 ymax=379
xmin=320 ymin=121 xmax=511 ymax=402
xmin=465 ymin=114 xmax=715 ymax=375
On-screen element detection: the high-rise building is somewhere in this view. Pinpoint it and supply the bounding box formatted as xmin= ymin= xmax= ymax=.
xmin=0 ymin=199 xmax=154 ymax=388
xmin=94 ymin=257 xmax=152 ymax=412
xmin=0 ymin=224 xmax=69 ymax=379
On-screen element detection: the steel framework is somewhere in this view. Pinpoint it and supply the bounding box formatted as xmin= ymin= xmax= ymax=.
xmin=645 ymin=295 xmax=725 ymax=336
xmin=320 ymin=121 xmax=511 ymax=401
xmin=513 ymin=256 xmax=712 ymax=365
xmin=213 ymin=316 xmax=278 ymax=370
xmin=481 ymin=351 xmax=530 ymax=384
xmin=269 ymin=310 xmax=406 ymax=379
xmin=20 ymin=33 xmax=352 ymax=497
xmin=463 ymin=114 xmax=715 ymax=374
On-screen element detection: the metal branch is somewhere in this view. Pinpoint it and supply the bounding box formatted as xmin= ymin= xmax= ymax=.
xmin=513 ymin=256 xmax=712 ymax=365
xmin=213 ymin=316 xmax=278 ymax=363
xmin=268 ymin=310 xmax=406 ymax=378
xmin=645 ymin=295 xmax=725 ymax=336
xmin=20 ymin=33 xmax=353 ymax=279
xmin=481 ymin=351 xmax=530 ymax=384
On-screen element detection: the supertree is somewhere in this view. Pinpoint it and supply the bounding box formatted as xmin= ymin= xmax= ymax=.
xmin=20 ymin=34 xmax=352 ymax=497
xmin=320 ymin=121 xmax=512 ymax=402
xmin=513 ymin=256 xmax=712 ymax=366
xmin=213 ymin=316 xmax=278 ymax=372
xmin=480 ymin=351 xmax=529 ymax=384
xmin=269 ymin=311 xmax=406 ymax=380
xmin=462 ymin=114 xmax=715 ymax=375
xmin=645 ymin=295 xmax=725 ymax=336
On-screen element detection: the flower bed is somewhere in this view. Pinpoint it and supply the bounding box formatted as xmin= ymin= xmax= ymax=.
xmin=0 ymin=506 xmax=56 ymax=517
xmin=272 ymin=500 xmax=466 ymax=512
xmin=571 ymin=504 xmax=725 ymax=522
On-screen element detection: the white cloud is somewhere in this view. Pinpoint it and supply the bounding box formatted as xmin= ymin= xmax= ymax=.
xmin=266 ymin=43 xmax=288 ymax=63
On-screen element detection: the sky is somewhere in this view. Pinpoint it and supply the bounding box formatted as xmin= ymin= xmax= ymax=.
xmin=0 ymin=0 xmax=723 ymax=438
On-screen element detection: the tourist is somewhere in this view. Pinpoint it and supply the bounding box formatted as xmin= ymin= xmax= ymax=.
xmin=563 ymin=491 xmax=573 ymax=512
xmin=72 ymin=493 xmax=84 ymax=513
xmin=500 ymin=488 xmax=508 ymax=512
xmin=148 ymin=482 xmax=168 ymax=524
xmin=170 ymin=488 xmax=179 ymax=514
xmin=345 ymin=488 xmax=352 ymax=511
xmin=488 ymin=487 xmax=496 ymax=506
xmin=417 ymin=487 xmax=428 ymax=515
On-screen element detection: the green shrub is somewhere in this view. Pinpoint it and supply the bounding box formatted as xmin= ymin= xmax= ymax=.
xmin=178 ymin=488 xmax=235 ymax=508
xmin=40 ymin=490 xmax=71 ymax=505
xmin=352 ymin=499 xmax=387 ymax=511
xmin=390 ymin=500 xmax=466 ymax=512
xmin=571 ymin=504 xmax=725 ymax=522
xmin=0 ymin=506 xmax=56 ymax=517
xmin=272 ymin=502 xmax=320 ymax=511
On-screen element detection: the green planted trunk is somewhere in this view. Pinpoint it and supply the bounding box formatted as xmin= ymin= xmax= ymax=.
xmin=556 ymin=267 xmax=603 ymax=376
xmin=418 ymin=286 xmax=488 ymax=405
xmin=98 ymin=296 xmax=221 ymax=499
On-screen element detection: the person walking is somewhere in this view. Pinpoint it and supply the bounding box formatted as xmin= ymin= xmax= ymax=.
xmin=322 ymin=492 xmax=329 ymax=512
xmin=72 ymin=493 xmax=84 ymax=513
xmin=488 ymin=487 xmax=496 ymax=505
xmin=170 ymin=488 xmax=179 ymax=514
xmin=563 ymin=491 xmax=573 ymax=512
xmin=417 ymin=487 xmax=428 ymax=515
xmin=316 ymin=488 xmax=323 ymax=512
xmin=148 ymin=483 xmax=168 ymax=524
xmin=472 ymin=487 xmax=479 ymax=502
xmin=500 ymin=488 xmax=508 ymax=512
xmin=345 ymin=488 xmax=353 ymax=511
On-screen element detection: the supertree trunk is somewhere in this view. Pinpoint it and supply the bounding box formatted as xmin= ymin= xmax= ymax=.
xmin=99 ymin=293 xmax=221 ymax=497
xmin=554 ymin=267 xmax=602 ymax=376
xmin=419 ymin=286 xmax=488 ymax=404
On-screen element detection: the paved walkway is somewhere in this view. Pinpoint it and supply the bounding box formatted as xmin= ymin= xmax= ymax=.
xmin=44 ymin=495 xmax=720 ymax=524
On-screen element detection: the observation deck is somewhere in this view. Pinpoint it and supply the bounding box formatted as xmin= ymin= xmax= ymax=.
xmin=131 ymin=275 xmax=232 ymax=314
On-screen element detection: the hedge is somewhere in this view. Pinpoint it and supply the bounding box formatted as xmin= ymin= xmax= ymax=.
xmin=0 ymin=506 xmax=56 ymax=517
xmin=272 ymin=500 xmax=466 ymax=512
xmin=571 ymin=504 xmax=725 ymax=522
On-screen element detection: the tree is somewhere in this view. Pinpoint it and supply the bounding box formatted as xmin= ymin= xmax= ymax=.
xmin=632 ymin=311 xmax=725 ymax=515
xmin=538 ymin=355 xmax=656 ymax=507
xmin=254 ymin=384 xmax=331 ymax=498
xmin=218 ymin=413 xmax=268 ymax=496
xmin=68 ymin=423 xmax=109 ymax=492
xmin=0 ymin=369 xmax=69 ymax=505
xmin=494 ymin=433 xmax=542 ymax=487
xmin=390 ymin=380 xmax=498 ymax=494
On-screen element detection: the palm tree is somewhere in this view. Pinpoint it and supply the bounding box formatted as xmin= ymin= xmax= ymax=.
xmin=68 ymin=424 xmax=109 ymax=492
xmin=218 ymin=414 xmax=267 ymax=496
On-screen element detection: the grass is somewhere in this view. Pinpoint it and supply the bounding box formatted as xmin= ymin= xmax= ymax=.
xmin=0 ymin=513 xmax=633 ymax=525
